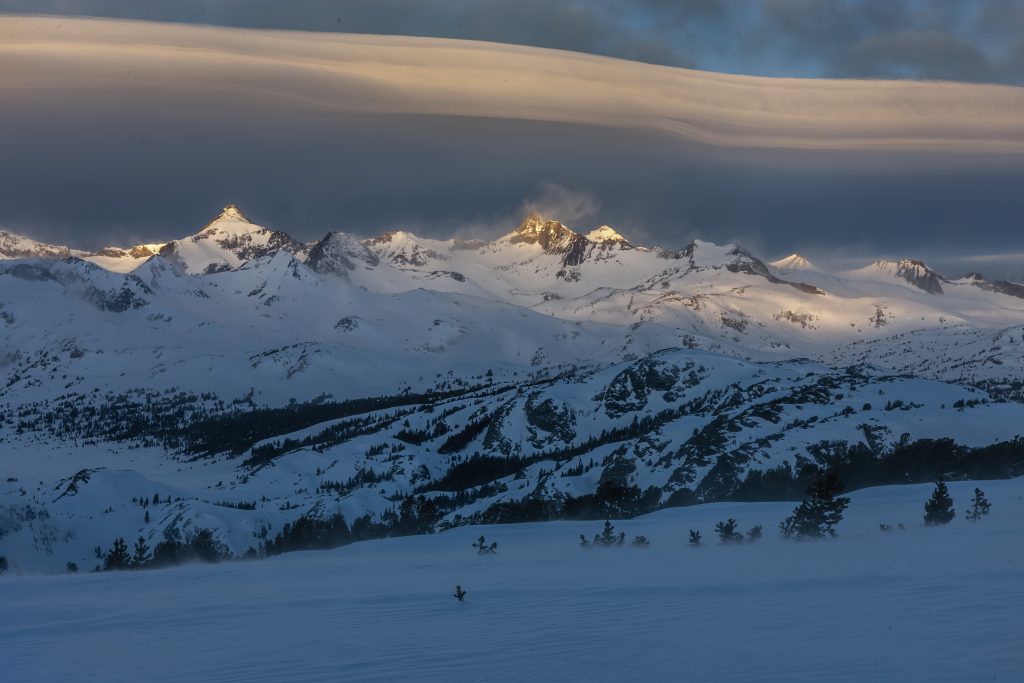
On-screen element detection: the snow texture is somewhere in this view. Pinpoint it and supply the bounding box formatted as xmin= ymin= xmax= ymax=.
xmin=1 ymin=478 xmax=1021 ymax=682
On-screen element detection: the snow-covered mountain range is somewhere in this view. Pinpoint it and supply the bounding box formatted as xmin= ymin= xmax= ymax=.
xmin=2 ymin=205 xmax=1023 ymax=571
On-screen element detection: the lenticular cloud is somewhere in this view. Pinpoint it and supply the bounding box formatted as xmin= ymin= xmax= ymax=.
xmin=2 ymin=16 xmax=1023 ymax=154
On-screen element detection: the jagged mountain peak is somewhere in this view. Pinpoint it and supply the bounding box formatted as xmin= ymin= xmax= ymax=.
xmin=196 ymin=204 xmax=256 ymax=238
xmin=157 ymin=205 xmax=307 ymax=275
xmin=214 ymin=203 xmax=250 ymax=224
xmin=770 ymin=253 xmax=817 ymax=271
xmin=505 ymin=214 xmax=578 ymax=250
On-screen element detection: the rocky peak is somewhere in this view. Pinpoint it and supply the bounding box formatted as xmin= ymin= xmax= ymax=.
xmin=307 ymin=231 xmax=380 ymax=277
xmin=213 ymin=203 xmax=250 ymax=225
xmin=894 ymin=259 xmax=945 ymax=295
xmin=506 ymin=214 xmax=578 ymax=251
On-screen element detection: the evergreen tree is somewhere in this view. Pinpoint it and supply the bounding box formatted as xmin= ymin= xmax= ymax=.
xmin=131 ymin=536 xmax=151 ymax=568
xmin=714 ymin=518 xmax=743 ymax=544
xmin=966 ymin=487 xmax=991 ymax=522
xmin=454 ymin=585 xmax=467 ymax=602
xmin=924 ymin=479 xmax=955 ymax=526
xmin=144 ymin=510 xmax=150 ymax=524
xmin=630 ymin=535 xmax=650 ymax=547
xmin=66 ymin=562 xmax=78 ymax=573
xmin=688 ymin=530 xmax=702 ymax=546
xmin=597 ymin=520 xmax=626 ymax=546
xmin=189 ymin=529 xmax=230 ymax=563
xmin=103 ymin=538 xmax=131 ymax=570
xmin=0 ymin=555 xmax=8 ymax=574
xmin=746 ymin=525 xmax=763 ymax=542
xmin=779 ymin=470 xmax=851 ymax=539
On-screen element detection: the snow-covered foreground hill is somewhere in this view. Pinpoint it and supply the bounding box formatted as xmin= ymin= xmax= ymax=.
xmin=2 ymin=478 xmax=1021 ymax=682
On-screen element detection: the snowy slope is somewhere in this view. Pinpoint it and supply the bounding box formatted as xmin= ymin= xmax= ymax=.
xmin=2 ymin=478 xmax=1022 ymax=682
xmin=2 ymin=345 xmax=1022 ymax=572
xmin=4 ymin=206 xmax=1024 ymax=571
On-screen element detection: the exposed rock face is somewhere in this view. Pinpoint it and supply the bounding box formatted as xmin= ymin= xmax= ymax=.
xmin=506 ymin=214 xmax=578 ymax=251
xmin=306 ymin=232 xmax=380 ymax=277
xmin=894 ymin=259 xmax=945 ymax=295
xmin=525 ymin=394 xmax=576 ymax=447
xmin=363 ymin=231 xmax=446 ymax=267
xmin=962 ymin=273 xmax=1024 ymax=300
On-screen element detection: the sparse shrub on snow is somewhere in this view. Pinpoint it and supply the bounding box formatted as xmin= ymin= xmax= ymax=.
xmin=746 ymin=525 xmax=763 ymax=542
xmin=688 ymin=530 xmax=702 ymax=546
xmin=966 ymin=487 xmax=992 ymax=521
xmin=714 ymin=518 xmax=743 ymax=544
xmin=472 ymin=535 xmax=498 ymax=554
xmin=631 ymin=535 xmax=651 ymax=547
xmin=580 ymin=520 xmax=627 ymax=548
xmin=0 ymin=555 xmax=7 ymax=574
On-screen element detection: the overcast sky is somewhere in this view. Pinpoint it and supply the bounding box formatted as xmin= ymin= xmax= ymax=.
xmin=1 ymin=3 xmax=1023 ymax=276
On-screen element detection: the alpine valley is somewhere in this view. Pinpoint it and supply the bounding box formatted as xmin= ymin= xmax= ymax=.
xmin=2 ymin=205 xmax=1023 ymax=572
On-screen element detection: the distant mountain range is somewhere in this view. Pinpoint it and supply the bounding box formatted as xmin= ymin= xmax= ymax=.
xmin=2 ymin=205 xmax=1023 ymax=572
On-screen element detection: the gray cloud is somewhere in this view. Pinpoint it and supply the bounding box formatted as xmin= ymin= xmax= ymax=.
xmin=0 ymin=16 xmax=1021 ymax=277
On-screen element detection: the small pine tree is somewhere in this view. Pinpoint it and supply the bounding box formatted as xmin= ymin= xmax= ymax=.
xmin=595 ymin=520 xmax=626 ymax=547
xmin=714 ymin=518 xmax=743 ymax=544
xmin=579 ymin=533 xmax=590 ymax=548
xmin=746 ymin=525 xmax=763 ymax=542
xmin=472 ymin=535 xmax=498 ymax=555
xmin=924 ymin=479 xmax=955 ymax=526
xmin=454 ymin=585 xmax=466 ymax=602
xmin=144 ymin=510 xmax=150 ymax=524
xmin=879 ymin=523 xmax=892 ymax=532
xmin=780 ymin=469 xmax=851 ymax=540
xmin=103 ymin=538 xmax=131 ymax=571
xmin=965 ymin=487 xmax=991 ymax=522
xmin=0 ymin=555 xmax=8 ymax=575
xmin=131 ymin=536 xmax=151 ymax=569
xmin=688 ymin=530 xmax=701 ymax=546
xmin=66 ymin=562 xmax=78 ymax=573
xmin=631 ymin=535 xmax=650 ymax=547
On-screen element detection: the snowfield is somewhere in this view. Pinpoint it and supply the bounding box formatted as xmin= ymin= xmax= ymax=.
xmin=3 ymin=478 xmax=1022 ymax=682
